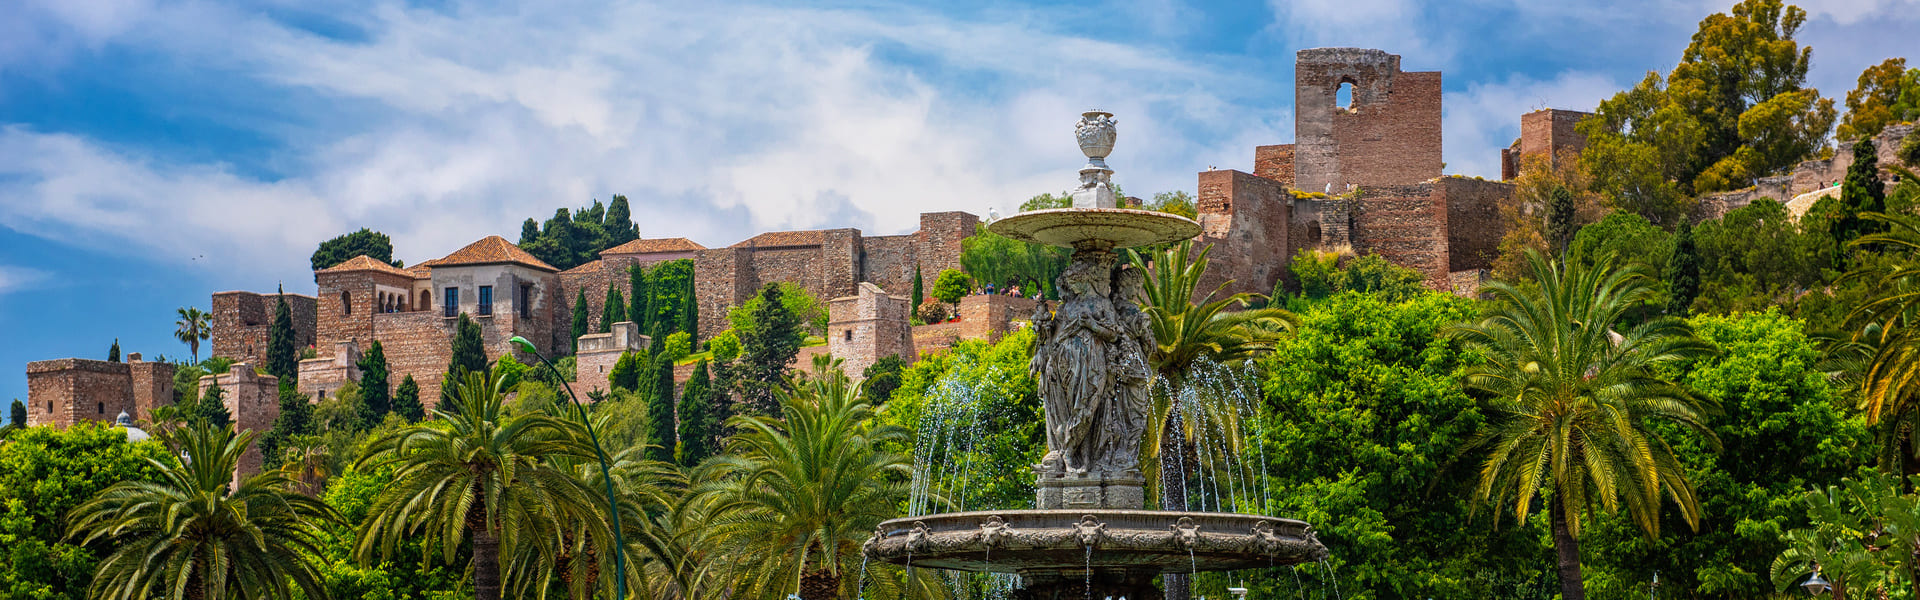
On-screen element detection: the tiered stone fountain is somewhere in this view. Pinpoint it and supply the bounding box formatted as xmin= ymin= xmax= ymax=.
xmin=862 ymin=111 xmax=1329 ymax=600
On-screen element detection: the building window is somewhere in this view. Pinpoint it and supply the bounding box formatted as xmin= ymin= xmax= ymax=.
xmin=518 ymin=284 xmax=533 ymax=318
xmin=97 ymin=402 xmax=104 ymax=414
xmin=444 ymin=287 xmax=459 ymax=317
xmin=478 ymin=286 xmax=493 ymax=316
xmin=342 ymin=291 xmax=352 ymax=315
xmin=844 ymin=330 xmax=853 ymax=341
xmin=420 ymin=290 xmax=432 ymax=312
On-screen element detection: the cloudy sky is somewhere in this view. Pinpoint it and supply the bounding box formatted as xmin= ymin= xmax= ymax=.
xmin=0 ymin=0 xmax=1915 ymax=403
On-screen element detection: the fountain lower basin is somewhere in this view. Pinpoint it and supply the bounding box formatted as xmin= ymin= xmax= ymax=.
xmin=863 ymin=509 xmax=1328 ymax=574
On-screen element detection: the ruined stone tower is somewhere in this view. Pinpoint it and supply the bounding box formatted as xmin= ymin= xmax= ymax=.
xmin=1292 ymin=48 xmax=1444 ymax=193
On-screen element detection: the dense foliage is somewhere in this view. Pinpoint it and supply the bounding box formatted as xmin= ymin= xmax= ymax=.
xmin=517 ymin=196 xmax=640 ymax=271
xmin=311 ymin=228 xmax=400 ymax=272
xmin=0 ymin=423 xmax=172 ymax=599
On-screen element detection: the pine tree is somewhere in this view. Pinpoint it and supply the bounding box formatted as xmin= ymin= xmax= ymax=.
xmin=911 ymin=264 xmax=925 ymax=317
xmin=519 ymin=218 xmax=542 ymax=245
xmin=609 ymin=350 xmax=648 ymax=394
xmin=108 ymin=339 xmax=121 ymax=363
xmin=356 ymin=340 xmax=391 ymax=427
xmin=602 ymin=287 xmax=627 ymax=333
xmin=267 ymin=288 xmax=299 ymax=384
xmin=392 ymin=375 xmax=424 ymax=422
xmin=262 ymin=382 xmax=313 ymax=464
xmin=677 ymin=361 xmax=713 ymax=465
xmin=1665 ymin=222 xmax=1701 ymax=315
xmin=197 ymin=383 xmax=231 ymax=429
xmin=571 ymin=289 xmax=590 ymax=354
xmin=1546 ymin=185 xmax=1577 ymax=257
xmin=8 ymin=398 xmax=26 ymax=429
xmin=605 ymin=194 xmax=639 ymax=246
xmin=628 ymin=265 xmax=653 ymax=336
xmin=647 ymin=358 xmax=677 ymax=463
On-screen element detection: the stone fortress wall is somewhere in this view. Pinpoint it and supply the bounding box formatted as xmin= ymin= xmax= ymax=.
xmin=1696 ymin=123 xmax=1918 ymax=221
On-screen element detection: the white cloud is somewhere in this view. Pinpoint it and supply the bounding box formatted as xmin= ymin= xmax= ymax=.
xmin=1267 ymin=0 xmax=1449 ymax=66
xmin=1442 ymin=71 xmax=1622 ymax=179
xmin=0 ymin=1 xmax=1276 ymax=287
xmin=0 ymin=265 xmax=50 ymax=296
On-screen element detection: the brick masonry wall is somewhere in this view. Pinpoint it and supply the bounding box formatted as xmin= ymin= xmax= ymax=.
xmin=1694 ymin=124 xmax=1916 ymax=222
xmin=694 ymin=248 xmax=750 ymax=340
xmin=1518 ymin=109 xmax=1590 ymax=169
xmin=200 ymin=366 xmax=279 ymax=488
xmin=127 ymin=356 xmax=175 ymax=421
xmin=297 ymin=341 xmax=361 ymax=401
xmin=317 ymin=271 xmax=418 ymax=355
xmin=955 ymin=294 xmax=1037 ymax=343
xmin=911 ymin=321 xmax=964 ymax=357
xmin=862 ymin=235 xmax=919 ymax=296
xmin=1195 ymin=169 xmax=1292 ymax=298
xmin=916 ymin=212 xmax=978 ymax=277
xmin=1353 ymin=183 xmax=1450 ymax=286
xmin=211 ymin=292 xmax=317 ymax=367
xmin=370 ymin=312 xmax=456 ymax=410
xmin=821 ymin=230 xmax=863 ymax=301
xmin=25 ymin=359 xmax=133 ymax=428
xmin=1439 ymin=177 xmax=1516 ymax=272
xmin=826 ymin=283 xmax=915 ymax=381
xmin=1294 ymin=48 xmax=1442 ymax=193
xmin=1253 ymin=145 xmax=1296 ymax=187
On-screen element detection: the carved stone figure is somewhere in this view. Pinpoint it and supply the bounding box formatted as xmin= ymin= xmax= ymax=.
xmin=1098 ymin=264 xmax=1154 ymax=474
xmin=1037 ymin=251 xmax=1120 ymax=474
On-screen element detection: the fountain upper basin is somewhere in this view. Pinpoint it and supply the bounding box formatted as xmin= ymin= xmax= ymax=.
xmin=987 ymin=208 xmax=1201 ymax=250
xmin=862 ymin=509 xmax=1328 ymax=575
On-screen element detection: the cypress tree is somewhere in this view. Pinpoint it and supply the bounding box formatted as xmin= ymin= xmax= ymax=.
xmin=9 ymin=398 xmax=26 ymax=429
xmin=734 ymin=283 xmax=803 ymax=415
xmin=911 ymin=265 xmax=924 ymax=317
xmin=356 ymin=340 xmax=391 ymax=427
xmin=197 ymin=383 xmax=231 ymax=429
xmin=682 ymin=284 xmax=700 ymax=344
xmin=262 ymin=382 xmax=313 ymax=464
xmin=1835 ymin=139 xmax=1887 ymax=261
xmin=108 ymin=339 xmax=121 ymax=363
xmin=571 ymin=289 xmax=590 ymax=353
xmin=1665 ymin=222 xmax=1701 ymax=315
xmin=519 ymin=218 xmax=542 ymax=245
xmin=392 ymin=375 xmax=424 ymax=422
xmin=442 ymin=313 xmax=487 ymax=415
xmin=1546 ymin=185 xmax=1577 ymax=257
xmin=647 ymin=358 xmax=677 ymax=463
xmin=267 ymin=288 xmax=299 ymax=383
xmin=628 ymin=265 xmax=653 ymax=336
xmin=603 ymin=287 xmax=627 ymax=333
xmin=678 ymin=361 xmax=713 ymax=465
xmin=609 ymin=350 xmax=647 ymax=394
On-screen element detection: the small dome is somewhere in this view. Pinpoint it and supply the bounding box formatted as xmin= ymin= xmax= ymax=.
xmin=114 ymin=411 xmax=150 ymax=442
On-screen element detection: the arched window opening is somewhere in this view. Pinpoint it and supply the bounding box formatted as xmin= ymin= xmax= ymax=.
xmin=341 ymin=291 xmax=352 ymax=316
xmin=421 ymin=291 xmax=432 ymax=312
xmin=1336 ymin=81 xmax=1355 ymax=110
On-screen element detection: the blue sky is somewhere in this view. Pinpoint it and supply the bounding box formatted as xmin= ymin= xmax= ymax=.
xmin=1 ymin=0 xmax=1916 ymax=406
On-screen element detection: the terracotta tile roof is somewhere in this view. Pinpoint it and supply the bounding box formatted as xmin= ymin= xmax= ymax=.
xmin=316 ymin=255 xmax=416 ymax=278
xmin=600 ymin=237 xmax=707 ymax=256
xmin=434 ymin=236 xmax=559 ymax=272
xmin=561 ymin=259 xmax=603 ymax=275
xmin=730 ymin=230 xmax=826 ymax=248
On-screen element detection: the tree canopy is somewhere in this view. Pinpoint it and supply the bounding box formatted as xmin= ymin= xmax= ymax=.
xmin=311 ymin=228 xmax=400 ymax=272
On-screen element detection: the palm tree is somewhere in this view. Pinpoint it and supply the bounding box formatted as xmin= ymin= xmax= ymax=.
xmin=1445 ymin=251 xmax=1713 ymax=600
xmin=175 ymin=307 xmax=212 ymax=365
xmin=67 ymin=421 xmax=341 ymax=600
xmin=354 ymin=370 xmax=608 ymax=600
xmin=699 ymin=361 xmax=915 ymax=600
xmin=1831 ymin=198 xmax=1920 ymax=468
xmin=1130 ymin=240 xmax=1297 ymax=505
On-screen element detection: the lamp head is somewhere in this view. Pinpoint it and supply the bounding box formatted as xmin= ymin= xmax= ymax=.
xmin=509 ymin=336 xmax=536 ymax=354
xmin=1803 ymin=570 xmax=1831 ymax=595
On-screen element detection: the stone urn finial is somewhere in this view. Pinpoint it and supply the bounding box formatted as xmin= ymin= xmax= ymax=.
xmin=1075 ymin=110 xmax=1117 ymax=172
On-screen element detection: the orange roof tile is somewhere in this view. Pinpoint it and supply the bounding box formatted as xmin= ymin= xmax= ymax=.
xmin=561 ymin=259 xmax=604 ymax=275
xmin=730 ymin=230 xmax=825 ymax=248
xmin=434 ymin=236 xmax=559 ymax=272
xmin=316 ymin=255 xmax=416 ymax=277
xmin=600 ymin=237 xmax=707 ymax=256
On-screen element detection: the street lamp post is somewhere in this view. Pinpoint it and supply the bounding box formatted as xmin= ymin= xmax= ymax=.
xmin=510 ymin=336 xmax=629 ymax=599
